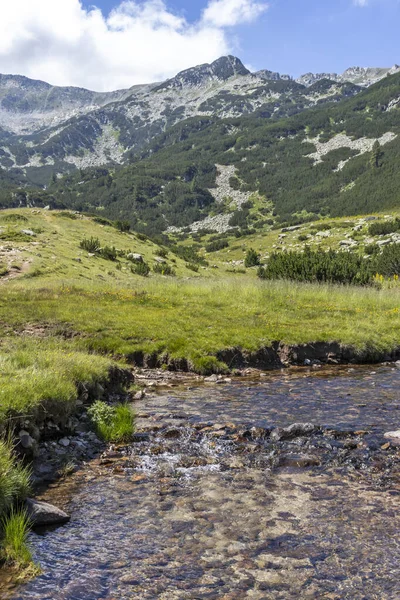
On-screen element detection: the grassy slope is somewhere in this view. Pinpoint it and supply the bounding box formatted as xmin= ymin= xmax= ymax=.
xmin=0 ymin=208 xmax=400 ymax=430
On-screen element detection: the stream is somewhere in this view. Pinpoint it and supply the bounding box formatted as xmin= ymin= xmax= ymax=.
xmin=7 ymin=365 xmax=400 ymax=599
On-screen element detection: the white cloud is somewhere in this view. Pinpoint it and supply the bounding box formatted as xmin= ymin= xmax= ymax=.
xmin=202 ymin=0 xmax=268 ymax=27
xmin=0 ymin=0 xmax=267 ymax=92
xmin=353 ymin=0 xmax=368 ymax=6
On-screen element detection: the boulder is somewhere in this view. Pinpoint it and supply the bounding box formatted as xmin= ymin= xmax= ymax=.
xmin=19 ymin=429 xmax=35 ymax=449
xmin=127 ymin=253 xmax=143 ymax=263
xmin=26 ymin=499 xmax=70 ymax=526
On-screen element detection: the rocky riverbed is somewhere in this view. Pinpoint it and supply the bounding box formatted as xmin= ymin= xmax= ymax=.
xmin=4 ymin=365 xmax=400 ymax=599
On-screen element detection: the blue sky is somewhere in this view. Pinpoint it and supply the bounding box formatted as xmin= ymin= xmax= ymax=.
xmin=0 ymin=0 xmax=399 ymax=90
xmin=82 ymin=0 xmax=400 ymax=77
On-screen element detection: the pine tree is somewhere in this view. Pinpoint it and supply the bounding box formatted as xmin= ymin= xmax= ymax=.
xmin=370 ymin=141 xmax=383 ymax=168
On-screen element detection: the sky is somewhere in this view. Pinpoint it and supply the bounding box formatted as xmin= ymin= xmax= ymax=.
xmin=0 ymin=0 xmax=399 ymax=91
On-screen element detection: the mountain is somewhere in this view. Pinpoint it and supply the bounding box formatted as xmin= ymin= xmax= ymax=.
xmin=0 ymin=56 xmax=364 ymax=186
xmin=1 ymin=55 xmax=400 ymax=237
xmin=297 ymin=65 xmax=400 ymax=87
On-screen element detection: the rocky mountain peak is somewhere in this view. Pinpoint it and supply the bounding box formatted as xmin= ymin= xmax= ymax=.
xmin=297 ymin=64 xmax=400 ymax=87
xmin=156 ymin=55 xmax=250 ymax=90
xmin=255 ymin=69 xmax=292 ymax=82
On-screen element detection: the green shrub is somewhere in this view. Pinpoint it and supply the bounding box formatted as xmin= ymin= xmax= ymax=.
xmin=374 ymin=243 xmax=400 ymax=276
xmin=136 ymin=233 xmax=149 ymax=242
xmin=92 ymin=216 xmax=114 ymax=227
xmin=88 ymin=401 xmax=135 ymax=443
xmin=131 ymin=262 xmax=150 ymax=276
xmin=99 ymin=246 xmax=117 ymax=261
xmin=153 ymin=263 xmax=175 ymax=276
xmin=298 ymin=234 xmax=309 ymax=242
xmin=364 ymin=243 xmax=380 ymax=255
xmin=310 ymin=223 xmax=332 ymax=231
xmin=80 ymin=237 xmax=101 ymax=253
xmin=0 ymin=229 xmax=33 ymax=242
xmin=244 ymin=248 xmax=261 ymax=267
xmin=205 ymin=239 xmax=229 ymax=252
xmin=258 ymin=247 xmax=373 ymax=285
xmin=1 ymin=508 xmax=32 ymax=566
xmin=0 ymin=214 xmax=28 ymax=223
xmin=55 ymin=211 xmax=78 ymax=220
xmin=154 ymin=248 xmax=168 ymax=258
xmin=0 ymin=264 xmax=9 ymax=277
xmin=368 ymin=219 xmax=400 ymax=237
xmin=115 ymin=220 xmax=130 ymax=232
xmin=185 ymin=263 xmax=199 ymax=272
xmin=171 ymin=244 xmax=208 ymax=265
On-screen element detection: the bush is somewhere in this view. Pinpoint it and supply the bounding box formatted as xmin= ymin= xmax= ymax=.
xmin=131 ymin=262 xmax=150 ymax=276
xmin=374 ymin=243 xmax=400 ymax=276
xmin=80 ymin=237 xmax=101 ymax=253
xmin=244 ymin=248 xmax=261 ymax=267
xmin=368 ymin=219 xmax=400 ymax=237
xmin=298 ymin=234 xmax=309 ymax=242
xmin=115 ymin=220 xmax=130 ymax=232
xmin=364 ymin=243 xmax=380 ymax=255
xmin=258 ymin=247 xmax=373 ymax=285
xmin=99 ymin=245 xmax=117 ymax=261
xmin=55 ymin=211 xmax=78 ymax=220
xmin=205 ymin=239 xmax=229 ymax=252
xmin=171 ymin=244 xmax=208 ymax=265
xmin=154 ymin=248 xmax=168 ymax=258
xmin=88 ymin=401 xmax=135 ymax=443
xmin=153 ymin=263 xmax=176 ymax=276
xmin=185 ymin=263 xmax=199 ymax=272
xmin=92 ymin=216 xmax=114 ymax=227
xmin=0 ymin=214 xmax=28 ymax=223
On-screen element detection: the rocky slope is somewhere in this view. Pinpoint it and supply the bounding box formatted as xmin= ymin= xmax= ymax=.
xmin=0 ymin=56 xmax=367 ymax=185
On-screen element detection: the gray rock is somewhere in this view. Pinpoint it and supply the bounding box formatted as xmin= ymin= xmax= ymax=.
xmin=21 ymin=229 xmax=36 ymax=236
xmin=19 ymin=429 xmax=35 ymax=449
xmin=26 ymin=499 xmax=70 ymax=526
xmin=204 ymin=374 xmax=218 ymax=383
xmin=58 ymin=437 xmax=70 ymax=447
xmin=134 ymin=390 xmax=145 ymax=400
xmin=127 ymin=253 xmax=143 ymax=263
xmin=272 ymin=422 xmax=317 ymax=441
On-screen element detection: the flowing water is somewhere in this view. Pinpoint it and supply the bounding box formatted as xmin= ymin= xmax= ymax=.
xmin=7 ymin=366 xmax=400 ymax=599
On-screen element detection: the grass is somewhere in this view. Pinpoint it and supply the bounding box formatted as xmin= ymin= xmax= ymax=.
xmin=1 ymin=509 xmax=32 ymax=567
xmin=0 ymin=207 xmax=399 ymax=432
xmin=0 ymin=439 xmax=33 ymax=570
xmin=0 ymin=338 xmax=116 ymax=429
xmin=88 ymin=401 xmax=135 ymax=443
xmin=0 ymin=438 xmax=31 ymax=516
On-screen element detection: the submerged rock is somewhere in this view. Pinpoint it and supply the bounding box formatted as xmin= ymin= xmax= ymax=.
xmin=272 ymin=422 xmax=318 ymax=441
xmin=26 ymin=499 xmax=70 ymax=526
xmin=278 ymin=453 xmax=321 ymax=468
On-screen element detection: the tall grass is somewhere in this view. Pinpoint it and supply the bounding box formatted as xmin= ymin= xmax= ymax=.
xmin=88 ymin=401 xmax=135 ymax=443
xmin=1 ymin=509 xmax=32 ymax=566
xmin=0 ymin=438 xmax=31 ymax=516
xmin=0 ymin=439 xmax=32 ymax=568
